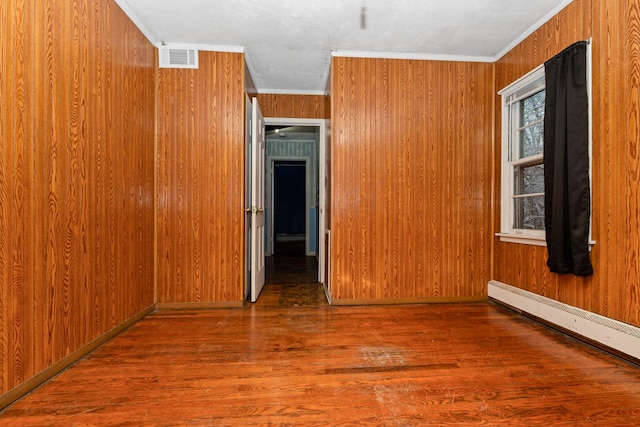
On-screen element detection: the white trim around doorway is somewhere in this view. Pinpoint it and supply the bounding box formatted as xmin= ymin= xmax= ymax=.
xmin=264 ymin=118 xmax=328 ymax=285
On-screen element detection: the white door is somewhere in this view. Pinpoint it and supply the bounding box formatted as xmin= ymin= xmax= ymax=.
xmin=250 ymin=97 xmax=266 ymax=302
xmin=318 ymin=120 xmax=329 ymax=284
xmin=244 ymin=96 xmax=252 ymax=300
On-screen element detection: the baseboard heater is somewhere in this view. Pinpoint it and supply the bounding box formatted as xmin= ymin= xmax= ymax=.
xmin=488 ymin=280 xmax=640 ymax=363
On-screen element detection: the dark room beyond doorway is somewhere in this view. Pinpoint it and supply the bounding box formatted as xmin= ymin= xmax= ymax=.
xmin=274 ymin=161 xmax=306 ymax=256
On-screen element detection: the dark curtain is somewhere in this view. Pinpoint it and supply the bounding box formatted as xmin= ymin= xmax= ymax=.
xmin=544 ymin=41 xmax=593 ymax=276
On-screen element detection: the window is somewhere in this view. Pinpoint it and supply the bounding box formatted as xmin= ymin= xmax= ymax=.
xmin=498 ymin=66 xmax=547 ymax=245
xmin=498 ymin=56 xmax=594 ymax=247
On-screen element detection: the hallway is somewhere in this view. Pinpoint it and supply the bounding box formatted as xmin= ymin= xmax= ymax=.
xmin=262 ymin=238 xmax=324 ymax=308
xmin=265 ymin=251 xmax=318 ymax=286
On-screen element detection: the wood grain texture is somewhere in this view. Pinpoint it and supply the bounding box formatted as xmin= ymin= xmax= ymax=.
xmin=244 ymin=62 xmax=257 ymax=97
xmin=255 ymin=93 xmax=330 ymax=119
xmin=330 ymin=57 xmax=494 ymax=301
xmin=0 ymin=305 xmax=154 ymax=410
xmin=493 ymin=0 xmax=640 ymax=328
xmin=2 ymin=302 xmax=639 ymax=425
xmin=625 ymin=0 xmax=640 ymax=328
xmin=156 ymin=51 xmax=246 ymax=304
xmin=0 ymin=0 xmax=155 ymax=398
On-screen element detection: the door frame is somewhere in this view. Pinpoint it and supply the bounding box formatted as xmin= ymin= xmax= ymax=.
xmin=264 ymin=117 xmax=328 ymax=285
xmin=270 ymin=158 xmax=310 ymax=256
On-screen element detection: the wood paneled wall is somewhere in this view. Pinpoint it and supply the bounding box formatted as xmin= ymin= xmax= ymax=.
xmin=0 ymin=0 xmax=155 ymax=398
xmin=156 ymin=51 xmax=246 ymax=305
xmin=256 ymin=94 xmax=330 ymax=119
xmin=245 ymin=63 xmax=257 ymax=97
xmin=494 ymin=0 xmax=640 ymax=328
xmin=330 ymin=57 xmax=494 ymax=302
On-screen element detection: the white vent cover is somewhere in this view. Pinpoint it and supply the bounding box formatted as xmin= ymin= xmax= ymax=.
xmin=159 ymin=47 xmax=198 ymax=69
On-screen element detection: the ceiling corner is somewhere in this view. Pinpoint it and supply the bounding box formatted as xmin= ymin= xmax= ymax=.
xmin=492 ymin=0 xmax=576 ymax=62
xmin=114 ymin=0 xmax=160 ymax=46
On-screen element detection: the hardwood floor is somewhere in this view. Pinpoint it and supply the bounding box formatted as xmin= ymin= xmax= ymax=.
xmin=1 ymin=290 xmax=639 ymax=426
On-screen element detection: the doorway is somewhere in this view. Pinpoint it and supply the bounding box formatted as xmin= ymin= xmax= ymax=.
xmin=273 ymin=161 xmax=307 ymax=256
xmin=265 ymin=154 xmax=316 ymax=285
xmin=262 ymin=118 xmax=329 ymax=300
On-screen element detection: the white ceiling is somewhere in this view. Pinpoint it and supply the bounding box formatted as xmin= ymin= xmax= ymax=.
xmin=116 ymin=0 xmax=573 ymax=94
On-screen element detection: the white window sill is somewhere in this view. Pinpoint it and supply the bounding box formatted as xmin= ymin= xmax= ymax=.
xmin=496 ymin=233 xmax=547 ymax=246
xmin=496 ymin=233 xmax=596 ymax=249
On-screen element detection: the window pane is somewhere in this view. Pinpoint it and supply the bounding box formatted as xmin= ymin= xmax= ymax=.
xmin=519 ymin=123 xmax=544 ymax=158
xmin=516 ymin=90 xmax=545 ymax=159
xmin=520 ymin=91 xmax=545 ymax=126
xmin=514 ymin=164 xmax=544 ymax=196
xmin=514 ymin=195 xmax=545 ymax=230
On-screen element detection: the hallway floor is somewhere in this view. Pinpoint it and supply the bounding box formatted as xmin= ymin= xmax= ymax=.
xmin=261 ymin=239 xmax=325 ymax=307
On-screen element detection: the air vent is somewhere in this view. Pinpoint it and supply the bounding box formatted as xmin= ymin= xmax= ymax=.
xmin=159 ymin=47 xmax=198 ymax=69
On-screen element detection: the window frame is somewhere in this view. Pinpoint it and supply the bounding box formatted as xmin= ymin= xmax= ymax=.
xmin=497 ymin=46 xmax=594 ymax=247
xmin=498 ymin=65 xmax=548 ymax=246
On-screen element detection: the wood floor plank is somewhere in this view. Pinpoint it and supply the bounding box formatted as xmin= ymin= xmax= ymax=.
xmin=0 ymin=290 xmax=639 ymax=426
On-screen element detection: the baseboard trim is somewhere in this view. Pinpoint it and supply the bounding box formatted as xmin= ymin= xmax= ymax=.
xmin=489 ymin=280 xmax=640 ymax=362
xmin=331 ymin=296 xmax=488 ymax=306
xmin=155 ymin=301 xmax=244 ymax=310
xmin=0 ymin=304 xmax=155 ymax=411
